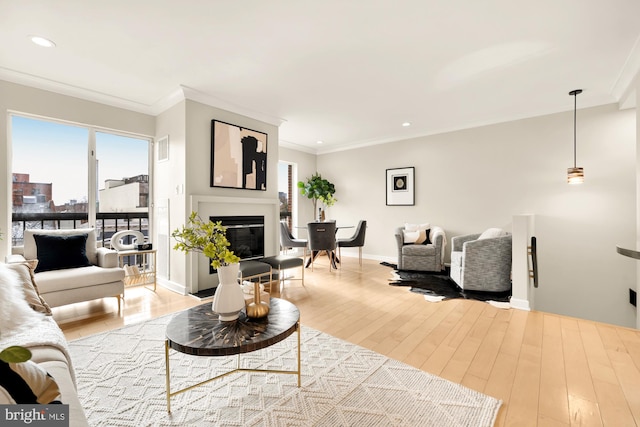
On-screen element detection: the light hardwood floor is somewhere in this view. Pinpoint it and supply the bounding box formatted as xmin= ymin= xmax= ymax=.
xmin=54 ymin=258 xmax=640 ymax=427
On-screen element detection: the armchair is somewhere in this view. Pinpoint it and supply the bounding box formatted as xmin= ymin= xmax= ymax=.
xmin=394 ymin=225 xmax=446 ymax=272
xmin=450 ymin=228 xmax=512 ymax=292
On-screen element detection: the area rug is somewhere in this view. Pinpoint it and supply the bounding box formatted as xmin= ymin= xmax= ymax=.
xmin=384 ymin=263 xmax=511 ymax=304
xmin=68 ymin=311 xmax=501 ymax=426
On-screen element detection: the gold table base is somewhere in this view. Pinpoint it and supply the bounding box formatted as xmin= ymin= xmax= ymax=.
xmin=164 ymin=321 xmax=301 ymax=414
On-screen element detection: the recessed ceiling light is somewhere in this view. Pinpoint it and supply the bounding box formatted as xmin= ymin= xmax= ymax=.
xmin=316 ymin=140 xmax=323 ymax=144
xmin=30 ymin=35 xmax=56 ymax=48
xmin=402 ymin=122 xmax=411 ymax=127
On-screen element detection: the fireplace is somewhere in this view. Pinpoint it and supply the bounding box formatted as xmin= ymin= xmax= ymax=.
xmin=210 ymin=215 xmax=264 ymax=272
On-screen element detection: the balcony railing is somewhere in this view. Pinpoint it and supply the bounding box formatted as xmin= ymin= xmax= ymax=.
xmin=11 ymin=212 xmax=149 ymax=248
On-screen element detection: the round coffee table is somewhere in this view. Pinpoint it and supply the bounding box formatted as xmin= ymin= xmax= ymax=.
xmin=164 ymin=298 xmax=301 ymax=413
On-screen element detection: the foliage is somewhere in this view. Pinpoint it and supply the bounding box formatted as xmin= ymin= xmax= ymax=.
xmin=171 ymin=212 xmax=240 ymax=269
xmin=297 ymin=173 xmax=337 ymax=212
xmin=0 ymin=346 xmax=32 ymax=364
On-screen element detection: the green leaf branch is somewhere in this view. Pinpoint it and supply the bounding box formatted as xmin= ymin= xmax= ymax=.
xmin=172 ymin=212 xmax=240 ymax=269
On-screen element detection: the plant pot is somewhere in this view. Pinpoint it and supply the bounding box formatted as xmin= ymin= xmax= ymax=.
xmin=212 ymin=263 xmax=244 ymax=321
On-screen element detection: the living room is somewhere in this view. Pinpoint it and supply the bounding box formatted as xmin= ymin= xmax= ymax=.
xmin=2 ymin=80 xmax=638 ymax=329
xmin=1 ymin=2 xmax=640 ymax=425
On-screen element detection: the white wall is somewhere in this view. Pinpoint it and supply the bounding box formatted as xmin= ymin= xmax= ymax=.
xmin=156 ymin=99 xmax=280 ymax=293
xmin=154 ymin=100 xmax=187 ymax=289
xmin=0 ymin=80 xmax=155 ymax=260
xmin=316 ymin=104 xmax=637 ymax=327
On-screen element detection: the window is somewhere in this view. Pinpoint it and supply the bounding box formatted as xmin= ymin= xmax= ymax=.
xmin=10 ymin=114 xmax=151 ymax=248
xmin=278 ymin=161 xmax=296 ymax=229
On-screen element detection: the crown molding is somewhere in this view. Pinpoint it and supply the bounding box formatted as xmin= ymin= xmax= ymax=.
xmin=278 ymin=139 xmax=318 ymax=154
xmin=0 ymin=67 xmax=155 ymax=114
xmin=153 ymin=85 xmax=286 ymax=127
xmin=0 ymin=68 xmax=289 ymax=127
xmin=611 ymin=33 xmax=640 ymax=109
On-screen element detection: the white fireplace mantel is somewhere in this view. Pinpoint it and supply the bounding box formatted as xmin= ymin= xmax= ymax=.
xmin=187 ymin=195 xmax=280 ymax=294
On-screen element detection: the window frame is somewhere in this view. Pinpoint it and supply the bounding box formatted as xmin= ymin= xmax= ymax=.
xmin=8 ymin=111 xmax=154 ymax=243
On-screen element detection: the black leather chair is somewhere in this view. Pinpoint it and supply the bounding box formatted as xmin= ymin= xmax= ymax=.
xmin=279 ymin=222 xmax=307 ymax=263
xmin=307 ymin=221 xmax=337 ymax=271
xmin=337 ymin=220 xmax=367 ymax=267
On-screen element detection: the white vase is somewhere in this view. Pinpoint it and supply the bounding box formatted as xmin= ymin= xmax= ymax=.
xmin=212 ymin=263 xmax=244 ymax=321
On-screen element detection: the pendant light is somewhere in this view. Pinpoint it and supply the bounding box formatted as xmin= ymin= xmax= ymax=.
xmin=567 ymin=89 xmax=584 ymax=184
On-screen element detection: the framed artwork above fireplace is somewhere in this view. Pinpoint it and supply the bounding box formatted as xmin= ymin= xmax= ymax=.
xmin=210 ymin=120 xmax=268 ymax=191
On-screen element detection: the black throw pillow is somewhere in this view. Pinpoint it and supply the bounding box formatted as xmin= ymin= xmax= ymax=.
xmin=0 ymin=360 xmax=62 ymax=404
xmin=422 ymin=229 xmax=431 ymax=245
xmin=33 ymin=234 xmax=92 ymax=273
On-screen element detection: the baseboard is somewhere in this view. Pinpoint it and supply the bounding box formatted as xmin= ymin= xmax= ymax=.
xmin=156 ymin=277 xmax=188 ymax=295
xmin=509 ymin=297 xmax=531 ymax=311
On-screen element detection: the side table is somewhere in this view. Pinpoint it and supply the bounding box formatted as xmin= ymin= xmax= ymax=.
xmin=117 ymin=248 xmax=157 ymax=291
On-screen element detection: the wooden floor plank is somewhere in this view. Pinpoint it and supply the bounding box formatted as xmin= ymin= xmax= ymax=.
xmin=561 ymin=318 xmax=603 ymax=426
xmin=503 ymin=310 xmax=543 ymax=427
xmin=465 ymin=308 xmax=512 ymax=381
xmin=538 ymin=314 xmax=570 ymax=425
xmin=597 ymin=324 xmax=640 ymax=425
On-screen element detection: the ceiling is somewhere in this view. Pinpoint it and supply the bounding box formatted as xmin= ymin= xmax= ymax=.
xmin=1 ymin=0 xmax=639 ymax=154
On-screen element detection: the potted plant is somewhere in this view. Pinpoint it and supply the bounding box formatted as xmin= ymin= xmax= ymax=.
xmin=298 ymin=173 xmax=337 ymax=220
xmin=172 ymin=212 xmax=244 ymax=321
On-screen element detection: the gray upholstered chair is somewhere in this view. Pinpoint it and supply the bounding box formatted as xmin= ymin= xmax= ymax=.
xmin=450 ymin=228 xmax=512 ymax=292
xmin=279 ymin=222 xmax=307 ymax=263
xmin=337 ymin=220 xmax=367 ymax=267
xmin=394 ymin=225 xmax=447 ymax=272
xmin=307 ymin=221 xmax=337 ymax=271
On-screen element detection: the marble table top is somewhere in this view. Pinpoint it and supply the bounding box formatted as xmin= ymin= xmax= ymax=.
xmin=165 ymin=298 xmax=300 ymax=356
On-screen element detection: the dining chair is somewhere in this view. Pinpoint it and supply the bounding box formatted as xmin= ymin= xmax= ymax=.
xmin=279 ymin=222 xmax=307 ymax=263
xmin=337 ymin=220 xmax=367 ymax=267
xmin=307 ymin=221 xmax=337 ymax=271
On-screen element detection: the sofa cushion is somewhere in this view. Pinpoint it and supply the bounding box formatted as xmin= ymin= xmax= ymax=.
xmin=0 ymin=359 xmax=61 ymax=404
xmin=4 ymin=262 xmax=52 ymax=315
xmin=402 ymin=243 xmax=436 ymax=256
xmin=34 ymin=266 xmax=125 ymax=294
xmin=34 ymin=234 xmax=92 ymax=273
xmin=403 ymin=223 xmax=430 ymax=244
xmin=450 ymin=251 xmax=463 ymax=266
xmin=24 ymin=229 xmax=98 ymax=265
xmin=478 ymin=228 xmax=508 ymax=240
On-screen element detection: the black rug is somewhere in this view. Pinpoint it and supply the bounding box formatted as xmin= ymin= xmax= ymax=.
xmin=382 ymin=263 xmax=511 ymax=303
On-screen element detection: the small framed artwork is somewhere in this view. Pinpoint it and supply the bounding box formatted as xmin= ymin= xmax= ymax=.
xmin=211 ymin=120 xmax=268 ymax=191
xmin=386 ymin=167 xmax=415 ymax=206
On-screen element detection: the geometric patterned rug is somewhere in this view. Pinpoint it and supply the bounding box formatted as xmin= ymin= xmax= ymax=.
xmin=68 ymin=311 xmax=501 ymax=426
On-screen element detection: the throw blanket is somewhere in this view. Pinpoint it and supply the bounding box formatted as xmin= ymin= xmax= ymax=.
xmin=0 ymin=317 xmax=75 ymax=384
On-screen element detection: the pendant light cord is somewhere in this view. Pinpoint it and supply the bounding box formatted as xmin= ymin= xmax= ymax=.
xmin=573 ymin=92 xmax=577 ymax=168
xmin=569 ymin=89 xmax=582 ymax=169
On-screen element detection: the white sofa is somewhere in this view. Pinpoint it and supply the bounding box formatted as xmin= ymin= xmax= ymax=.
xmin=9 ymin=228 xmax=125 ymax=309
xmin=0 ymin=262 xmax=89 ymax=426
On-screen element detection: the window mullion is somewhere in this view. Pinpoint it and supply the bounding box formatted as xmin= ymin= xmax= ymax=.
xmin=88 ymin=128 xmax=97 ymax=229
